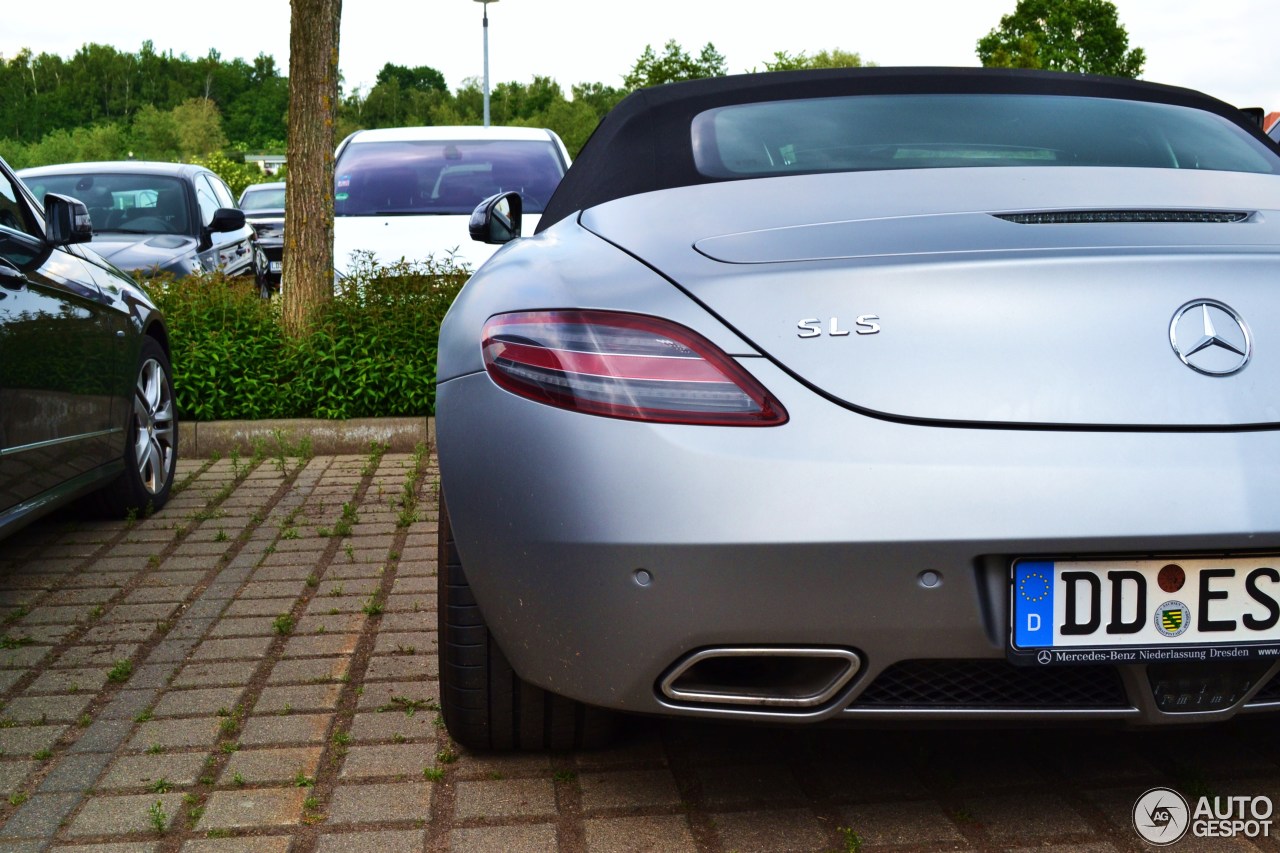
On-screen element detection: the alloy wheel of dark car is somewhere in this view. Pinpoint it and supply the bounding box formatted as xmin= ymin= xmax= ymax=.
xmin=437 ymin=489 xmax=619 ymax=750
xmin=97 ymin=337 xmax=177 ymax=516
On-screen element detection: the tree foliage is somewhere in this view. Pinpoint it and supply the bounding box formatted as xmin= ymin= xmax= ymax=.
xmin=763 ymin=48 xmax=873 ymax=72
xmin=977 ymin=0 xmax=1145 ymax=78
xmin=2 ymin=97 xmax=240 ymax=169
xmin=375 ymin=62 xmax=447 ymax=94
xmin=336 ymin=68 xmax=625 ymax=157
xmin=623 ymin=40 xmax=728 ymax=90
xmin=1 ymin=36 xmax=881 ymax=173
xmin=0 ymin=41 xmax=288 ymax=152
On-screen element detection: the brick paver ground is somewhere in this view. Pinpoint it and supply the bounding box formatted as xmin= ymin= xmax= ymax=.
xmin=1 ymin=442 xmax=1279 ymax=851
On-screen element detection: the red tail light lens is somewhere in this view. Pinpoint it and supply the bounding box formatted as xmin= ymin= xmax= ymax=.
xmin=482 ymin=311 xmax=788 ymax=425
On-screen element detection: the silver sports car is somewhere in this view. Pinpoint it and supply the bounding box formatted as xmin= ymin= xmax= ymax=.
xmin=436 ymin=67 xmax=1280 ymax=749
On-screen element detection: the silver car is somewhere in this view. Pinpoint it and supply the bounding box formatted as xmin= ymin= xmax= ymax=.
xmin=436 ymin=67 xmax=1280 ymax=749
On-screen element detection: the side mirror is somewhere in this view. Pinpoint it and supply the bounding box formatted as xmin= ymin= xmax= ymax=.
xmin=208 ymin=207 xmax=246 ymax=233
xmin=469 ymin=191 xmax=523 ymax=245
xmin=45 ymin=193 xmax=93 ymax=245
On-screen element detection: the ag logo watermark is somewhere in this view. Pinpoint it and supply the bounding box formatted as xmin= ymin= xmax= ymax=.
xmin=1133 ymin=788 xmax=1189 ymax=845
xmin=1133 ymin=787 xmax=1274 ymax=845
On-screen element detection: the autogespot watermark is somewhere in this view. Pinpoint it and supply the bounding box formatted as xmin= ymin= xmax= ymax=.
xmin=1133 ymin=787 xmax=1274 ymax=846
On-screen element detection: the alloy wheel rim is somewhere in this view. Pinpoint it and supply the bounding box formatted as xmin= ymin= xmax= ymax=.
xmin=133 ymin=358 xmax=175 ymax=494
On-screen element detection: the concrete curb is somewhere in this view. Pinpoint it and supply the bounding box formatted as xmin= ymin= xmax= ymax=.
xmin=178 ymin=417 xmax=434 ymax=458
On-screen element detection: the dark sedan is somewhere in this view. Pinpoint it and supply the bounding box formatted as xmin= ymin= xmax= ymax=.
xmin=1 ymin=155 xmax=177 ymax=539
xmin=17 ymin=161 xmax=258 ymax=283
xmin=238 ymin=181 xmax=284 ymax=296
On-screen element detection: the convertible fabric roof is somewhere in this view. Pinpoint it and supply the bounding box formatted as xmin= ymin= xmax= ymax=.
xmin=537 ymin=66 xmax=1264 ymax=232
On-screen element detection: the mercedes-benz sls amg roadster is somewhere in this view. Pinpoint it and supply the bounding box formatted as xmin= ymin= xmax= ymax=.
xmin=436 ymin=67 xmax=1280 ymax=749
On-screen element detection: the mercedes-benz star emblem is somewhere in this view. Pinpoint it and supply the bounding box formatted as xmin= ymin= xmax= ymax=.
xmin=1169 ymin=299 xmax=1251 ymax=376
xmin=1037 ymin=650 xmax=1053 ymax=665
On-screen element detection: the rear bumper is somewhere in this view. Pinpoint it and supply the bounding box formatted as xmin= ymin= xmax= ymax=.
xmin=437 ymin=359 xmax=1280 ymax=726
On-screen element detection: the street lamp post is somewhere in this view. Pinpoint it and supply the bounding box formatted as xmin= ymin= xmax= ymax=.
xmin=473 ymin=0 xmax=499 ymax=128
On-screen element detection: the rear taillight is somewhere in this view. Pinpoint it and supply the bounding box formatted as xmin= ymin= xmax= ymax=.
xmin=482 ymin=311 xmax=787 ymax=425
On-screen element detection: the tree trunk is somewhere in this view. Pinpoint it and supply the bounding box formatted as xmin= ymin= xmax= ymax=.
xmin=282 ymin=0 xmax=342 ymax=336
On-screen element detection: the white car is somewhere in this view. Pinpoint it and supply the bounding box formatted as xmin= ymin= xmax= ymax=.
xmin=333 ymin=125 xmax=571 ymax=275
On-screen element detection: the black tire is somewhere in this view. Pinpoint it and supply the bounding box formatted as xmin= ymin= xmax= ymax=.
xmin=95 ymin=337 xmax=178 ymax=517
xmin=438 ymin=488 xmax=618 ymax=750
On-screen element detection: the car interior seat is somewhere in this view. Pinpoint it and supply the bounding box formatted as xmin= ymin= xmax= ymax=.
xmin=71 ymin=186 xmax=111 ymax=233
xmin=152 ymin=188 xmax=188 ymax=233
xmin=433 ymin=172 xmax=500 ymax=211
xmin=351 ymin=168 xmax=419 ymax=213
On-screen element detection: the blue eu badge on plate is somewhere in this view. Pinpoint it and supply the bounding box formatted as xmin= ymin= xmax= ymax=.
xmin=1015 ymin=561 xmax=1054 ymax=648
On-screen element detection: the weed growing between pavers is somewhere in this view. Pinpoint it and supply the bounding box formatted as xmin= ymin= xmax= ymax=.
xmin=148 ymin=798 xmax=168 ymax=834
xmin=376 ymin=696 xmax=435 ymax=717
xmin=837 ymin=826 xmax=864 ymax=852
xmin=183 ymin=791 xmax=204 ymax=827
xmin=106 ymin=659 xmax=133 ymax=683
xmin=395 ymin=443 xmax=430 ymax=528
xmin=361 ymin=441 xmax=390 ymax=477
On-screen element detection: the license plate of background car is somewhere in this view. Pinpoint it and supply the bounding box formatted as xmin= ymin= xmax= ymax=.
xmin=1008 ymin=557 xmax=1280 ymax=665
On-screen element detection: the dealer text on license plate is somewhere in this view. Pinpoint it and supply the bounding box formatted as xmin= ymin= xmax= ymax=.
xmin=1009 ymin=557 xmax=1280 ymax=664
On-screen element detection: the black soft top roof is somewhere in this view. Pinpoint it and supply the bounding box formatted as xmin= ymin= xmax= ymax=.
xmin=538 ymin=66 xmax=1260 ymax=231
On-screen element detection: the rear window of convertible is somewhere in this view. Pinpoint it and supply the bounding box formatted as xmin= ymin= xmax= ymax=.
xmin=691 ymin=94 xmax=1280 ymax=178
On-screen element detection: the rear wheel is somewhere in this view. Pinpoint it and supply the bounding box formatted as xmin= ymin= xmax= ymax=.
xmin=437 ymin=488 xmax=618 ymax=750
xmin=96 ymin=337 xmax=177 ymax=517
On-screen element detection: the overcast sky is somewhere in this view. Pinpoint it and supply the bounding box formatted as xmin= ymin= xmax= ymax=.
xmin=3 ymin=0 xmax=1278 ymax=112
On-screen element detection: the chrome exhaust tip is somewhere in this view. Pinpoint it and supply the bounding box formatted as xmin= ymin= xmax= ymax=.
xmin=659 ymin=647 xmax=861 ymax=708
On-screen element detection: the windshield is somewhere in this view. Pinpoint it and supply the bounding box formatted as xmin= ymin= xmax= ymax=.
xmin=692 ymin=94 xmax=1280 ymax=178
xmin=335 ymin=139 xmax=566 ymax=216
xmin=240 ymin=185 xmax=286 ymax=211
xmin=23 ymin=173 xmax=191 ymax=235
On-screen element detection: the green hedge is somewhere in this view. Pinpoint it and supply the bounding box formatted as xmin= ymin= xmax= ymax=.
xmin=143 ymin=255 xmax=467 ymax=421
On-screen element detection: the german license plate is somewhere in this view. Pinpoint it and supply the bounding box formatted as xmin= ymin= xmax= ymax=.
xmin=1008 ymin=557 xmax=1280 ymax=665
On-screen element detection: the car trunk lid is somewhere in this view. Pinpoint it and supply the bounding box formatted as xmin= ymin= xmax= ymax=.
xmin=579 ymin=166 xmax=1280 ymax=428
